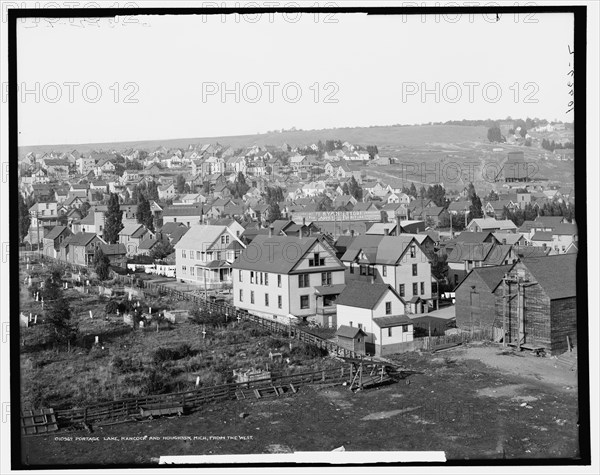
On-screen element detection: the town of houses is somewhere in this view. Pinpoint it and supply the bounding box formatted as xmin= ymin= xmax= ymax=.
xmin=18 ymin=141 xmax=578 ymax=357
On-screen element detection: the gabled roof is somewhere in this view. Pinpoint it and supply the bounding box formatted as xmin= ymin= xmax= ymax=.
xmin=119 ymin=223 xmax=145 ymax=237
xmin=138 ymin=238 xmax=158 ymax=250
xmin=531 ymin=231 xmax=553 ymax=241
xmin=174 ymin=225 xmax=231 ymax=251
xmin=231 ymin=235 xmax=339 ymax=274
xmin=533 ymin=216 xmax=565 ymax=228
xmin=453 ymin=231 xmax=497 ymax=244
xmin=521 ymin=254 xmax=577 ymax=300
xmin=483 ymin=244 xmax=514 ymax=266
xmin=162 ymin=205 xmax=204 ymax=217
xmin=493 ymin=233 xmax=524 ymax=245
xmin=62 ymin=232 xmax=102 ymax=247
xmin=336 ymin=325 xmax=367 ymax=339
xmin=455 ymin=264 xmax=514 ymax=293
xmin=44 ymin=226 xmax=70 ymax=241
xmin=99 ymin=243 xmax=126 ymax=256
xmin=551 ymin=223 xmax=577 ymax=236
xmin=373 ymin=315 xmax=413 ymax=328
xmin=445 ymin=242 xmax=494 ymax=263
xmin=336 ymin=281 xmax=399 ymax=310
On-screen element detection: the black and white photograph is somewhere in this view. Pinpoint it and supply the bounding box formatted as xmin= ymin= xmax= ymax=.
xmin=2 ymin=1 xmax=598 ymax=473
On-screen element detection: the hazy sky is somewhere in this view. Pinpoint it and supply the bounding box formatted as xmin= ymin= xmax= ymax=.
xmin=15 ymin=11 xmax=575 ymax=146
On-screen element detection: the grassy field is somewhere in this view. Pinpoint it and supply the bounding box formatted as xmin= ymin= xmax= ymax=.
xmin=21 ymin=343 xmax=580 ymax=465
xmin=18 ymin=124 xmax=488 ymax=155
xmin=18 ymin=123 xmax=575 ymax=191
xmin=19 ymin=261 xmax=335 ymax=412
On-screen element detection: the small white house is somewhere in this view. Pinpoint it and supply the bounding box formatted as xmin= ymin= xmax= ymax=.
xmin=336 ymin=281 xmax=414 ymax=356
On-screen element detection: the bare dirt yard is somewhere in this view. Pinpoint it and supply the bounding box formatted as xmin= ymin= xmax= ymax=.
xmin=22 ymin=342 xmax=581 ymax=466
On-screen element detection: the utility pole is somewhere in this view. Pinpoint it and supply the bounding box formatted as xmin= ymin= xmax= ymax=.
xmin=36 ymin=211 xmax=41 ymax=259
xmin=516 ymin=279 xmax=522 ymax=351
xmin=502 ymin=275 xmax=507 ymax=347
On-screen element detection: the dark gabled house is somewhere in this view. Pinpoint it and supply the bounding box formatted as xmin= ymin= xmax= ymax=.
xmin=99 ymin=243 xmax=127 ymax=267
xmin=42 ymin=226 xmax=72 ymax=259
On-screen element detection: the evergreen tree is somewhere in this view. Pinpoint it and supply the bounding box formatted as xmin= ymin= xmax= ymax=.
xmin=136 ymin=194 xmax=154 ymax=231
xmin=466 ymin=182 xmax=477 ymax=201
xmin=18 ymin=193 xmax=31 ymax=243
xmin=348 ymin=176 xmax=363 ymax=200
xmin=149 ymin=240 xmax=175 ymax=261
xmin=93 ymin=248 xmax=111 ymax=281
xmin=469 ymin=194 xmax=484 ymax=219
xmin=409 ymin=183 xmax=418 ymax=198
xmin=103 ymin=193 xmax=123 ymax=244
xmin=176 ymin=174 xmax=186 ymax=194
xmin=45 ymin=292 xmax=78 ymax=347
xmin=266 ymin=202 xmax=282 ymax=224
xmin=146 ymin=181 xmax=159 ymax=202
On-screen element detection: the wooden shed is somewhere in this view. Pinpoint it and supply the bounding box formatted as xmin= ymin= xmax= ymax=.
xmin=493 ymin=254 xmax=577 ymax=355
xmin=454 ymin=264 xmax=513 ymax=333
xmin=336 ymin=325 xmax=367 ymax=354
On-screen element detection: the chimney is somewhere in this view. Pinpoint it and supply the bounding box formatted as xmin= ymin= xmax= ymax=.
xmin=371 ymin=275 xmax=376 ymax=284
xmin=269 ymin=226 xmax=274 ymax=237
xmin=299 ymin=226 xmax=303 ymax=239
xmin=350 ymin=229 xmax=355 ymax=237
xmin=502 ymin=238 xmax=507 ymax=245
xmin=302 ymin=217 xmax=306 ymax=226
xmin=384 ymin=228 xmax=389 ymax=236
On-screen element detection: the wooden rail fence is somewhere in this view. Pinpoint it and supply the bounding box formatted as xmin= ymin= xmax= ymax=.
xmin=52 ymin=366 xmax=351 ymax=428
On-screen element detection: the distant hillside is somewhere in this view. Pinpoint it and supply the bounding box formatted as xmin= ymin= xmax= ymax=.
xmin=18 ymin=125 xmax=488 ymax=156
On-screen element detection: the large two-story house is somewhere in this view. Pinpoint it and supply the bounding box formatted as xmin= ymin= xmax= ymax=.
xmin=232 ymin=233 xmax=346 ymax=325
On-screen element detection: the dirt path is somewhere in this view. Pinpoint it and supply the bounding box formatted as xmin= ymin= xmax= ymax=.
xmin=445 ymin=343 xmax=578 ymax=391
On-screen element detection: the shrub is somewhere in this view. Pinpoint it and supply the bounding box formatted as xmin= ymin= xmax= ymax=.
xmin=105 ymin=300 xmax=119 ymax=314
xmin=291 ymin=344 xmax=328 ymax=359
xmin=152 ymin=344 xmax=197 ymax=365
xmin=189 ymin=306 xmax=223 ymax=326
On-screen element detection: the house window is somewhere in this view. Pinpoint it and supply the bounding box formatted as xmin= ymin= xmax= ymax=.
xmin=412 ymin=264 xmax=418 ymax=276
xmin=250 ymin=291 xmax=255 ymax=304
xmin=388 ymin=327 xmax=392 ymax=337
xmin=259 ymin=273 xmax=263 ymax=285
xmin=385 ymin=302 xmax=392 ymax=315
xmin=420 ymin=282 xmax=425 ymax=295
xmin=265 ymin=294 xmax=269 ymax=307
xmin=300 ymin=295 xmax=309 ymax=309
xmin=382 ymin=265 xmax=387 ymax=277
xmin=250 ymin=271 xmax=255 ymax=284
xmin=412 ymin=283 xmax=418 ymax=295
xmin=239 ymin=270 xmax=242 ymax=282
xmin=264 ymin=273 xmax=269 ymax=285
xmin=239 ymin=289 xmax=243 ymax=302
xmin=399 ymin=284 xmax=405 ymax=297
xmin=298 ymin=274 xmax=309 ymax=288
xmin=321 ymin=272 xmax=332 ymax=286
xmin=277 ymin=275 xmax=282 ymax=287
xmin=410 ymin=245 xmax=416 ymax=258
xmin=190 ymin=251 xmax=195 ymax=260
xmin=309 ymin=252 xmax=325 ymax=267
xmin=221 ymin=234 xmax=230 ymax=244
xmin=182 ymin=265 xmax=187 ymax=274
xmin=182 ymin=250 xmax=186 ymax=258
xmin=278 ymin=295 xmax=282 ymax=309
xmin=402 ymin=325 xmax=407 ymax=333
